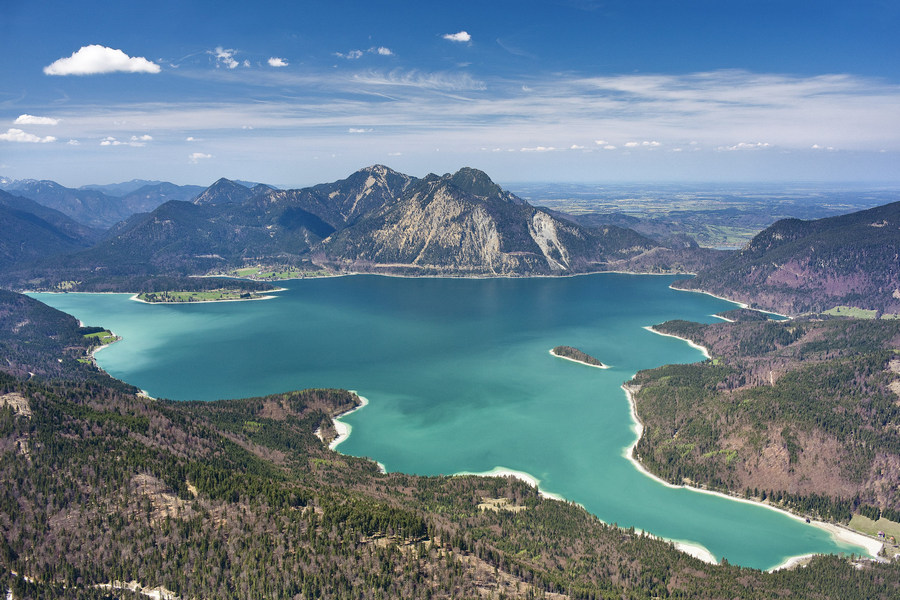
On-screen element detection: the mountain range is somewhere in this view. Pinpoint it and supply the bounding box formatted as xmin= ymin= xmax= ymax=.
xmin=2 ymin=165 xmax=899 ymax=316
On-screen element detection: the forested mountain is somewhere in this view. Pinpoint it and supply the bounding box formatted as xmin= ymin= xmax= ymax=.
xmin=0 ymin=190 xmax=102 ymax=270
xmin=2 ymin=290 xmax=899 ymax=599
xmin=676 ymin=201 xmax=900 ymax=314
xmin=0 ymin=177 xmax=204 ymax=230
xmin=631 ymin=317 xmax=900 ymax=521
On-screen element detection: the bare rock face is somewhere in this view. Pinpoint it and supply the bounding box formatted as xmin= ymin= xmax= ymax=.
xmin=317 ymin=168 xmax=656 ymax=275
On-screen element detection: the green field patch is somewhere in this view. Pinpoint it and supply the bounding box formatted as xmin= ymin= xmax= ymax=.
xmin=823 ymin=306 xmax=878 ymax=319
xmin=83 ymin=330 xmax=117 ymax=345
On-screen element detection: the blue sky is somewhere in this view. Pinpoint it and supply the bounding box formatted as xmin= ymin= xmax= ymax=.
xmin=1 ymin=0 xmax=898 ymax=186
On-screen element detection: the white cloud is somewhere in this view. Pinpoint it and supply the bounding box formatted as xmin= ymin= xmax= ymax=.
xmin=520 ymin=146 xmax=557 ymax=152
xmin=624 ymin=141 xmax=639 ymax=147
xmin=44 ymin=45 xmax=160 ymax=75
xmin=603 ymin=145 xmax=617 ymax=150
xmin=14 ymin=114 xmax=59 ymax=126
xmin=388 ymin=151 xmax=402 ymax=156
xmin=186 ymin=136 xmax=196 ymax=141
xmin=335 ymin=50 xmax=364 ymax=60
xmin=373 ymin=47 xmax=393 ymax=56
xmin=443 ymin=31 xmax=472 ymax=43
xmin=212 ymin=47 xmax=240 ymax=69
xmin=0 ymin=128 xmax=56 ymax=143
xmin=594 ymin=140 xmax=607 ymax=145
xmin=348 ymin=128 xmax=373 ymax=133
xmin=189 ymin=152 xmax=212 ymax=163
xmin=67 ymin=139 xmax=80 ymax=145
xmin=570 ymin=144 xmax=585 ymax=150
xmin=100 ymin=134 xmax=151 ymax=147
xmin=268 ymin=57 xmax=288 ymax=67
xmin=717 ymin=141 xmax=771 ymax=151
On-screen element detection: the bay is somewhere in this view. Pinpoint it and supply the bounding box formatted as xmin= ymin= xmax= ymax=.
xmin=32 ymin=273 xmax=870 ymax=569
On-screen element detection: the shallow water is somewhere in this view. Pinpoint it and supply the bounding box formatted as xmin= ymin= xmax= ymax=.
xmin=32 ymin=274 xmax=870 ymax=569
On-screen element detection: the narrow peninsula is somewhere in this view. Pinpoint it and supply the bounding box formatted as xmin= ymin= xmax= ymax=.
xmin=134 ymin=288 xmax=272 ymax=303
xmin=550 ymin=345 xmax=608 ymax=368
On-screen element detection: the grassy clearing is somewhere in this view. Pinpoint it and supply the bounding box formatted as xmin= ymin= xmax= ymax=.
xmin=823 ymin=306 xmax=879 ymax=319
xmin=83 ymin=330 xmax=117 ymax=345
xmin=849 ymin=514 xmax=900 ymax=557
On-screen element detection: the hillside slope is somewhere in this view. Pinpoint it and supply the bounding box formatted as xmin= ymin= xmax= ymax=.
xmin=676 ymin=201 xmax=900 ymax=314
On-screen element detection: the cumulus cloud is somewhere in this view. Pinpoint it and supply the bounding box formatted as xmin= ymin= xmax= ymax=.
xmin=0 ymin=128 xmax=56 ymax=143
xmin=44 ymin=45 xmax=160 ymax=75
xmin=570 ymin=144 xmax=585 ymax=150
xmin=189 ymin=152 xmax=212 ymax=163
xmin=268 ymin=57 xmax=288 ymax=67
xmin=594 ymin=140 xmax=607 ymax=145
xmin=14 ymin=114 xmax=59 ymax=126
xmin=624 ymin=141 xmax=639 ymax=147
xmin=67 ymin=139 xmax=80 ymax=145
xmin=372 ymin=47 xmax=393 ymax=56
xmin=443 ymin=31 xmax=472 ymax=43
xmin=186 ymin=136 xmax=196 ymax=141
xmin=211 ymin=47 xmax=240 ymax=69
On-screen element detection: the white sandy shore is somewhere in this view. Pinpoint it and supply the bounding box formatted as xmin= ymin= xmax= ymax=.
xmin=620 ymin=384 xmax=883 ymax=569
xmin=548 ymin=348 xmax=610 ymax=369
xmin=329 ymin=392 xmax=369 ymax=451
xmin=454 ymin=466 xmax=565 ymax=501
xmin=642 ymin=325 xmax=711 ymax=359
xmin=668 ymin=285 xmax=794 ymax=320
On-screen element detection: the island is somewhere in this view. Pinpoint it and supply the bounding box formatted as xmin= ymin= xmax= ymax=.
xmin=134 ymin=288 xmax=271 ymax=303
xmin=550 ymin=345 xmax=608 ymax=368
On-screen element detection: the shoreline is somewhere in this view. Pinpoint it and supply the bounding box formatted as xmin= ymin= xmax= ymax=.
xmin=668 ymin=284 xmax=794 ymax=320
xmin=329 ymin=392 xmax=369 ymax=451
xmin=642 ymin=325 xmax=711 ymax=359
xmin=620 ymin=383 xmax=883 ymax=569
xmin=548 ymin=348 xmax=610 ymax=369
xmin=454 ymin=466 xmax=566 ymax=501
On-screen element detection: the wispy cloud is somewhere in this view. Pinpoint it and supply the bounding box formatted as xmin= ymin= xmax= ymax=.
xmin=0 ymin=128 xmax=56 ymax=143
xmin=348 ymin=128 xmax=373 ymax=133
xmin=443 ymin=31 xmax=471 ymax=43
xmin=189 ymin=152 xmax=212 ymax=163
xmin=44 ymin=45 xmax=160 ymax=75
xmin=14 ymin=114 xmax=60 ymax=125
xmin=335 ymin=50 xmax=364 ymax=60
xmin=352 ymin=68 xmax=485 ymax=91
xmin=268 ymin=57 xmax=288 ymax=67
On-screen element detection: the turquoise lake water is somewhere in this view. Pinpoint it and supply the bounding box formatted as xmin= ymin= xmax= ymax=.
xmin=31 ymin=274 xmax=870 ymax=569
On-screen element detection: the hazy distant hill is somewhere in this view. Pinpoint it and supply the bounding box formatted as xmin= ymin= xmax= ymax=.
xmin=0 ymin=190 xmax=101 ymax=270
xmin=0 ymin=177 xmax=205 ymax=230
xmin=676 ymin=201 xmax=900 ymax=314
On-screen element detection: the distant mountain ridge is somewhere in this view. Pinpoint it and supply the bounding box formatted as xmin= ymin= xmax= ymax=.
xmin=0 ymin=176 xmax=205 ymax=229
xmin=677 ymin=201 xmax=900 ymax=314
xmin=15 ymin=165 xmax=658 ymax=282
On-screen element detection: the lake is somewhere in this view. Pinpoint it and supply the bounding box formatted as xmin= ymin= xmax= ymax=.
xmin=32 ymin=273 xmax=870 ymax=569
